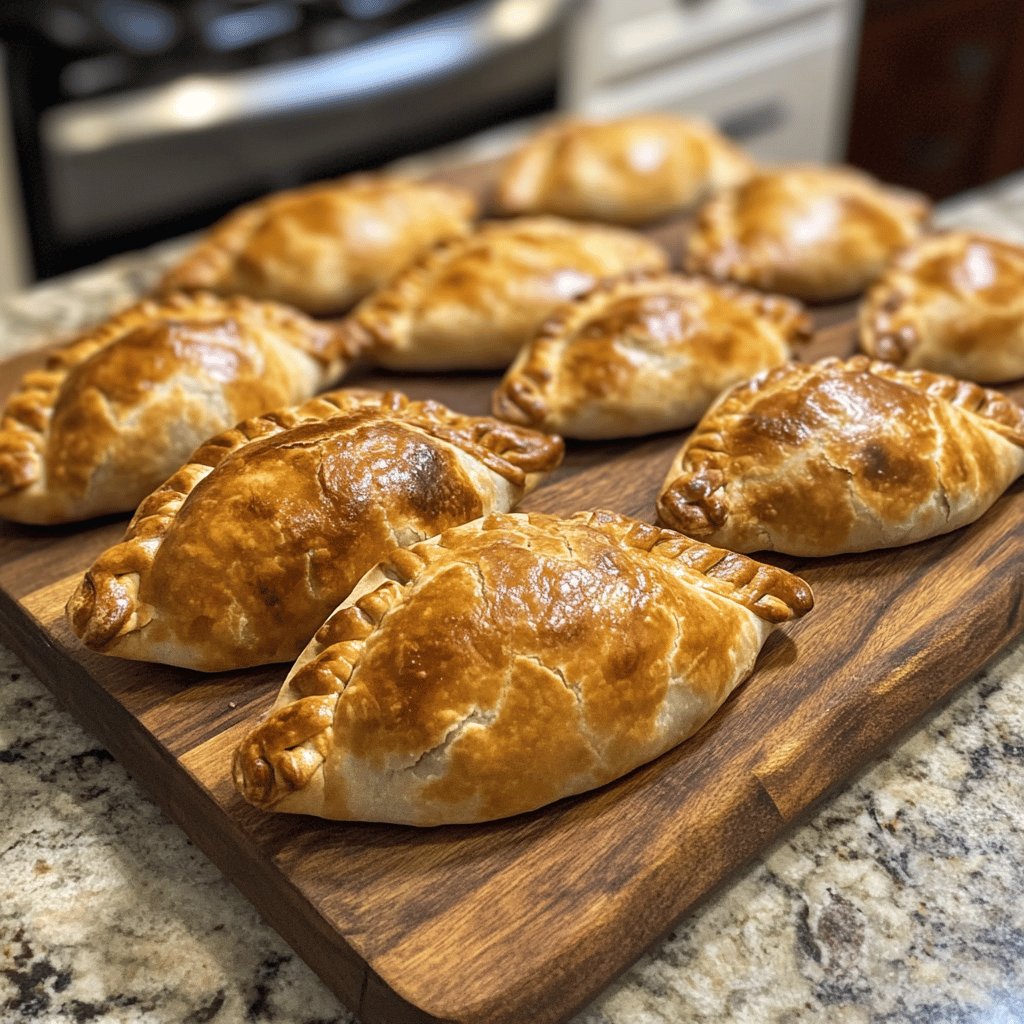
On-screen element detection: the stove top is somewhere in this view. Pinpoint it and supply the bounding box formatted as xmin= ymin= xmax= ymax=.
xmin=1 ymin=0 xmax=472 ymax=102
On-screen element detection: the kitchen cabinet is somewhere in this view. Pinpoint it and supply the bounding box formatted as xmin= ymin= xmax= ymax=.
xmin=847 ymin=0 xmax=1024 ymax=199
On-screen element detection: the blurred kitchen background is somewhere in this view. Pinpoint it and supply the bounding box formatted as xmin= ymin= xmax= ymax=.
xmin=1 ymin=0 xmax=1022 ymax=297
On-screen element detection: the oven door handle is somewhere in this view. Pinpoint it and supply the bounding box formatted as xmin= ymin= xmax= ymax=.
xmin=45 ymin=0 xmax=571 ymax=155
xmin=718 ymin=100 xmax=790 ymax=142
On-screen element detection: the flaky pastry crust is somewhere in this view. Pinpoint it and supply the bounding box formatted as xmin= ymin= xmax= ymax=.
xmin=493 ymin=271 xmax=811 ymax=439
xmin=657 ymin=355 xmax=1024 ymax=555
xmin=233 ymin=509 xmax=812 ymax=825
xmin=495 ymin=114 xmax=756 ymax=225
xmin=685 ymin=166 xmax=930 ymax=302
xmin=344 ymin=216 xmax=668 ymax=371
xmin=160 ymin=175 xmax=477 ymax=315
xmin=0 ymin=292 xmax=352 ymax=525
xmin=860 ymin=231 xmax=1024 ymax=382
xmin=65 ymin=389 xmax=563 ymax=672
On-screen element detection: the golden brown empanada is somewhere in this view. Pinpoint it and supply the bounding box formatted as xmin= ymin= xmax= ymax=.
xmin=0 ymin=292 xmax=351 ymax=525
xmin=657 ymin=356 xmax=1024 ymax=556
xmin=860 ymin=231 xmax=1024 ymax=382
xmin=685 ymin=166 xmax=930 ymax=302
xmin=492 ymin=272 xmax=811 ymax=439
xmin=345 ymin=217 xmax=668 ymax=371
xmin=495 ymin=114 xmax=755 ymax=225
xmin=66 ymin=390 xmax=563 ymax=672
xmin=232 ymin=509 xmax=812 ymax=825
xmin=160 ymin=176 xmax=477 ymax=315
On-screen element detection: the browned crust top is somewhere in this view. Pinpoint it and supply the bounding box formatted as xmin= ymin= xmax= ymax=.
xmin=232 ymin=508 xmax=812 ymax=811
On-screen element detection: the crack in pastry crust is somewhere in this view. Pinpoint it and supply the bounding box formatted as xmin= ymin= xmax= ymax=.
xmin=344 ymin=217 xmax=668 ymax=371
xmin=492 ymin=270 xmax=812 ymax=439
xmin=495 ymin=114 xmax=756 ymax=225
xmin=233 ymin=509 xmax=812 ymax=825
xmin=0 ymin=292 xmax=354 ymax=525
xmin=160 ymin=175 xmax=478 ymax=315
xmin=657 ymin=356 xmax=1024 ymax=555
xmin=684 ymin=166 xmax=930 ymax=302
xmin=860 ymin=231 xmax=1024 ymax=382
xmin=65 ymin=390 xmax=564 ymax=672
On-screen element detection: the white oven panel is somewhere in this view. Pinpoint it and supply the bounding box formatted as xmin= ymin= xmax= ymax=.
xmin=569 ymin=0 xmax=852 ymax=88
xmin=564 ymin=0 xmax=861 ymax=165
xmin=573 ymin=6 xmax=855 ymax=163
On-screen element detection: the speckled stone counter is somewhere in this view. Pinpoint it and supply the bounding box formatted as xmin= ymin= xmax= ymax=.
xmin=3 ymin=177 xmax=1024 ymax=1024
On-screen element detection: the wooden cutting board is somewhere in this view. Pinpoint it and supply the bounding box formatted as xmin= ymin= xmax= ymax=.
xmin=1 ymin=162 xmax=1023 ymax=1024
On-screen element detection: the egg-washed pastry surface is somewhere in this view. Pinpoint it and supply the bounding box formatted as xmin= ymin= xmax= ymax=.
xmin=0 ymin=292 xmax=351 ymax=525
xmin=860 ymin=231 xmax=1024 ymax=383
xmin=345 ymin=217 xmax=668 ymax=371
xmin=657 ymin=356 xmax=1024 ymax=556
xmin=160 ymin=176 xmax=477 ymax=315
xmin=685 ymin=166 xmax=930 ymax=302
xmin=66 ymin=390 xmax=563 ymax=672
xmin=233 ymin=509 xmax=813 ymax=826
xmin=492 ymin=272 xmax=811 ymax=439
xmin=495 ymin=114 xmax=755 ymax=225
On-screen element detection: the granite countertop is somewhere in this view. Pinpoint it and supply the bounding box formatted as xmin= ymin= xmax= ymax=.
xmin=3 ymin=177 xmax=1024 ymax=1024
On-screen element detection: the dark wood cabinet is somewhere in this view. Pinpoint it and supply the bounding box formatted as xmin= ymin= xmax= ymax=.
xmin=847 ymin=0 xmax=1024 ymax=199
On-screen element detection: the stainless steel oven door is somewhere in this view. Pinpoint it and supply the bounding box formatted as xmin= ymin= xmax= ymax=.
xmin=38 ymin=0 xmax=567 ymax=245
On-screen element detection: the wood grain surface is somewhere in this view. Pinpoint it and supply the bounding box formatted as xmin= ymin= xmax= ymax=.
xmin=1 ymin=162 xmax=1023 ymax=1024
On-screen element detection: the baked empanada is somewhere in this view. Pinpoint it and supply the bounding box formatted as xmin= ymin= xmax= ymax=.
xmin=345 ymin=217 xmax=668 ymax=371
xmin=492 ymin=272 xmax=811 ymax=439
xmin=685 ymin=166 xmax=930 ymax=302
xmin=0 ymin=292 xmax=351 ymax=525
xmin=232 ymin=509 xmax=812 ymax=825
xmin=495 ymin=114 xmax=755 ymax=225
xmin=66 ymin=391 xmax=563 ymax=672
xmin=160 ymin=176 xmax=477 ymax=315
xmin=657 ymin=356 xmax=1024 ymax=555
xmin=860 ymin=231 xmax=1024 ymax=382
